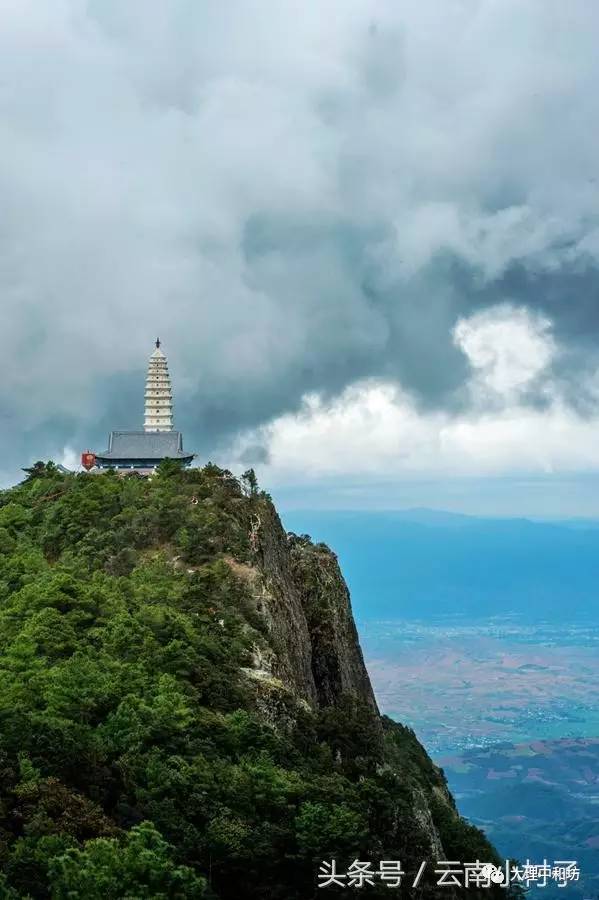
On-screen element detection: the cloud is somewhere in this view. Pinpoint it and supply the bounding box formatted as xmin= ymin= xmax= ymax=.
xmin=1 ymin=0 xmax=599 ymax=491
xmin=239 ymin=375 xmax=599 ymax=483
xmin=233 ymin=303 xmax=599 ymax=489
xmin=453 ymin=304 xmax=555 ymax=400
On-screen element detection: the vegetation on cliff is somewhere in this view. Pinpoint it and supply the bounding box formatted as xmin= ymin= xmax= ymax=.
xmin=0 ymin=462 xmax=516 ymax=898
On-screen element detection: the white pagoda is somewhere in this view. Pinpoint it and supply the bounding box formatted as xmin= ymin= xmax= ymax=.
xmin=94 ymin=339 xmax=195 ymax=472
xmin=144 ymin=339 xmax=174 ymax=432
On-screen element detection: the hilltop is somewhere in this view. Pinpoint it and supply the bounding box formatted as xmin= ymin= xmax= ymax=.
xmin=0 ymin=462 xmax=515 ymax=898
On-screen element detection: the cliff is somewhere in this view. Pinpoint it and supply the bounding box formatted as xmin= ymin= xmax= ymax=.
xmin=0 ymin=462 xmax=516 ymax=898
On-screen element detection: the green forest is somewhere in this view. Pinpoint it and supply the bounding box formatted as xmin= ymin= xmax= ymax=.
xmin=0 ymin=462 xmax=515 ymax=898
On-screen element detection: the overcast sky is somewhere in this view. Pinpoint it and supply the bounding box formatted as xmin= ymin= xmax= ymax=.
xmin=2 ymin=1 xmax=599 ymax=514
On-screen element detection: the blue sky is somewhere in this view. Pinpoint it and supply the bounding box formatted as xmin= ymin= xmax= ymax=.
xmin=2 ymin=1 xmax=599 ymax=516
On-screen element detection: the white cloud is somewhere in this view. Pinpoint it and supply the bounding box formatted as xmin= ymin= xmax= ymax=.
xmin=234 ymin=306 xmax=598 ymax=483
xmin=239 ymin=380 xmax=599 ymax=482
xmin=453 ymin=304 xmax=555 ymax=399
xmin=60 ymin=446 xmax=82 ymax=471
xmin=392 ymin=204 xmax=577 ymax=281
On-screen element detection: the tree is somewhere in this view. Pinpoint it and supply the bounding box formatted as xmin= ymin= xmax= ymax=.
xmin=48 ymin=822 xmax=207 ymax=898
xmin=241 ymin=469 xmax=258 ymax=497
xmin=21 ymin=460 xmax=58 ymax=481
xmin=155 ymin=459 xmax=185 ymax=479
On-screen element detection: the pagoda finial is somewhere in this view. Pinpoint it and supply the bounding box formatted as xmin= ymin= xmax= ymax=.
xmin=155 ymin=337 xmax=161 ymax=349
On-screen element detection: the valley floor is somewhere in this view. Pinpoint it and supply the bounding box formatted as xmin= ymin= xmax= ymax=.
xmin=361 ymin=617 xmax=599 ymax=900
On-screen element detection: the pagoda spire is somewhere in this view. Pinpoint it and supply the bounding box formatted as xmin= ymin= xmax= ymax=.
xmin=144 ymin=339 xmax=173 ymax=432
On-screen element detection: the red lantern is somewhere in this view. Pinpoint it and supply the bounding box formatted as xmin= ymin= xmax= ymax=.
xmin=81 ymin=451 xmax=96 ymax=471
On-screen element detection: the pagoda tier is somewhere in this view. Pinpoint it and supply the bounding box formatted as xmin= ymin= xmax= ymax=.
xmin=144 ymin=340 xmax=173 ymax=432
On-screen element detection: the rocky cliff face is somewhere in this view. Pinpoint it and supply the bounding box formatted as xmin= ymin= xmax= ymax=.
xmin=233 ymin=494 xmax=510 ymax=898
xmin=245 ymin=499 xmax=378 ymax=718
xmin=288 ymin=532 xmax=379 ymax=718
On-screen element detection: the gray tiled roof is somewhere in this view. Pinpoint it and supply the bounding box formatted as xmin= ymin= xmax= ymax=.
xmin=97 ymin=430 xmax=194 ymax=460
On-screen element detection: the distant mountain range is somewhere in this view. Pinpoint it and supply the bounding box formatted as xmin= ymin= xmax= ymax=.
xmin=281 ymin=509 xmax=599 ymax=620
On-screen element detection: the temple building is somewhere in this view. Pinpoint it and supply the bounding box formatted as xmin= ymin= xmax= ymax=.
xmin=94 ymin=340 xmax=195 ymax=472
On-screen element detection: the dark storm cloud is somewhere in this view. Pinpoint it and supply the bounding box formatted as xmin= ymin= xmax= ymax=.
xmin=1 ymin=0 xmax=599 ymax=478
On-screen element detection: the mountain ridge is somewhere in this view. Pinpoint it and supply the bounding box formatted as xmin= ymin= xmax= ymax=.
xmin=0 ymin=462 xmax=518 ymax=898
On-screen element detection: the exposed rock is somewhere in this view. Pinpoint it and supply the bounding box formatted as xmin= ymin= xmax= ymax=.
xmin=220 ymin=495 xmax=509 ymax=895
xmin=288 ymin=533 xmax=379 ymax=719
